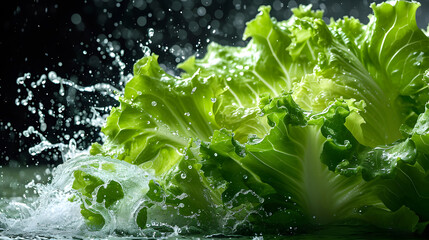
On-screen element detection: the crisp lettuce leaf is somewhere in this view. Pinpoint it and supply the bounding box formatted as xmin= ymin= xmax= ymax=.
xmin=319 ymin=97 xmax=429 ymax=230
xmin=177 ymin=5 xmax=325 ymax=141
xmin=208 ymin=93 xmax=420 ymax=231
xmin=294 ymin=1 xmax=429 ymax=147
xmin=90 ymin=54 xmax=270 ymax=175
xmin=410 ymin=103 xmax=429 ymax=155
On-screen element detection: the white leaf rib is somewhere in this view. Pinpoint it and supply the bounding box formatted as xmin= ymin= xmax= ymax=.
xmin=397 ymin=168 xmax=429 ymax=199
xmin=248 ymin=151 xmax=296 ymax=183
xmin=227 ymin=85 xmax=244 ymax=107
xmin=245 ymin=83 xmax=260 ymax=100
xmin=266 ymin=29 xmax=291 ymax=89
xmin=379 ymin=13 xmax=398 ymax=63
xmin=267 ymin=139 xmax=302 ymax=161
xmin=251 ymin=70 xmax=279 ymax=95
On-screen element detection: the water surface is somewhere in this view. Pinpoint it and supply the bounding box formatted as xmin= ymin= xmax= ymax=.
xmin=0 ymin=167 xmax=426 ymax=239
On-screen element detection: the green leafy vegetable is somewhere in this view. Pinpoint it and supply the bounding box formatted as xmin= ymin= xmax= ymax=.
xmin=70 ymin=0 xmax=429 ymax=235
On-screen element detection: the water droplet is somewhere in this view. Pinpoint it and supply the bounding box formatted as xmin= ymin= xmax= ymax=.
xmin=48 ymin=71 xmax=57 ymax=81
xmin=148 ymin=28 xmax=154 ymax=38
xmin=69 ymin=138 xmax=76 ymax=152
xmin=23 ymin=126 xmax=34 ymax=137
xmin=141 ymin=44 xmax=151 ymax=57
xmin=40 ymin=123 xmax=47 ymax=132
xmin=151 ymin=101 xmax=157 ymax=106
xmin=59 ymin=84 xmax=65 ymax=96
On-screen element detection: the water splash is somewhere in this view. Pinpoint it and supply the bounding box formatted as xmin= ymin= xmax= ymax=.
xmin=0 ymin=155 xmax=195 ymax=238
xmin=1 ymin=37 xmax=173 ymax=238
xmin=12 ymin=39 xmax=134 ymax=165
xmin=46 ymin=71 xmax=121 ymax=100
xmin=23 ymin=126 xmax=67 ymax=156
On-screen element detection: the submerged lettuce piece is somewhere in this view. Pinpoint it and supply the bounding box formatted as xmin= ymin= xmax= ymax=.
xmin=66 ymin=156 xmax=153 ymax=233
xmin=69 ymin=0 xmax=429 ymax=235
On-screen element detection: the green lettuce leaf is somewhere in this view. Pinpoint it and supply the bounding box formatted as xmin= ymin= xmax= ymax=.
xmin=319 ymin=96 xmax=429 ymax=230
xmin=294 ymin=1 xmax=429 ymax=147
xmin=208 ymin=93 xmax=420 ymax=232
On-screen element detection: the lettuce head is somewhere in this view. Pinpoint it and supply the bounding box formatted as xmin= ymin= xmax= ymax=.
xmin=68 ymin=0 xmax=429 ymax=235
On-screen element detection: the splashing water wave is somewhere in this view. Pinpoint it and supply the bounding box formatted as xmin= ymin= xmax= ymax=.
xmin=0 ymin=154 xmax=182 ymax=238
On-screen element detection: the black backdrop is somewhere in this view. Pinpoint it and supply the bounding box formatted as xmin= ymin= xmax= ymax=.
xmin=1 ymin=0 xmax=428 ymax=167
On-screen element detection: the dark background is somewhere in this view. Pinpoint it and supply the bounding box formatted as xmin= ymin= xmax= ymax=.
xmin=1 ymin=0 xmax=428 ymax=167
